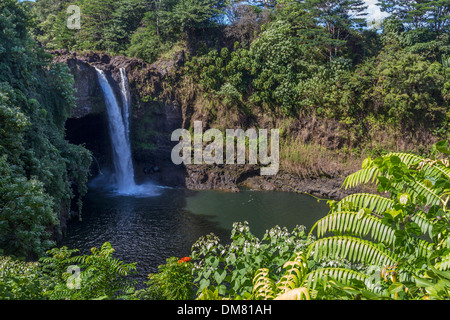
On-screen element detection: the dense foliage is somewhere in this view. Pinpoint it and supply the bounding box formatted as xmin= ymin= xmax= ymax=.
xmin=0 ymin=242 xmax=136 ymax=300
xmin=0 ymin=0 xmax=91 ymax=259
xmin=29 ymin=0 xmax=450 ymax=146
xmin=1 ymin=142 xmax=448 ymax=300
xmin=1 ymin=0 xmax=449 ymax=301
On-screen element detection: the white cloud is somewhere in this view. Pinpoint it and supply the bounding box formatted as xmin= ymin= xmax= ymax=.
xmin=364 ymin=0 xmax=390 ymax=27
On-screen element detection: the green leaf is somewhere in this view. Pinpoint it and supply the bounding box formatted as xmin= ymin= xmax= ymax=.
xmin=413 ymin=276 xmax=435 ymax=288
xmin=432 ymin=220 xmax=448 ymax=238
xmin=435 ymin=140 xmax=450 ymax=155
xmin=218 ymin=284 xmax=227 ymax=296
xmin=214 ymin=270 xmax=227 ymax=285
xmin=386 ymin=208 xmax=403 ymax=219
xmin=226 ymin=253 xmax=236 ymax=265
xmin=377 ymin=176 xmax=391 ymax=191
xmin=405 ymin=221 xmax=422 ymax=236
xmin=199 ymin=278 xmax=210 ymax=291
xmin=389 ymin=156 xmax=401 ymax=166
xmin=388 ymin=282 xmax=404 ymax=294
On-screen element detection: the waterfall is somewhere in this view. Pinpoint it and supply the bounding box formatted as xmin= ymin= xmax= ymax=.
xmin=95 ymin=67 xmax=136 ymax=193
xmin=119 ymin=68 xmax=131 ymax=143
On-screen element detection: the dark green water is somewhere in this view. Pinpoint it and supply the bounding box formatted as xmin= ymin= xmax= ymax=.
xmin=62 ymin=183 xmax=330 ymax=283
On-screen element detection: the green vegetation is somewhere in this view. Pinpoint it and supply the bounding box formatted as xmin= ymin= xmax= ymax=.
xmin=29 ymin=0 xmax=450 ymax=156
xmin=0 ymin=242 xmax=136 ymax=300
xmin=1 ymin=143 xmax=449 ymax=300
xmin=1 ymin=0 xmax=449 ymax=301
xmin=0 ymin=0 xmax=92 ymax=260
xmin=137 ymin=141 xmax=450 ymax=300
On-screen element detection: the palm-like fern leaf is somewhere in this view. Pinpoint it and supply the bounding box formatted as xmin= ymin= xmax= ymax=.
xmin=436 ymin=252 xmax=450 ymax=271
xmin=415 ymin=239 xmax=434 ymax=259
xmin=311 ymin=211 xmax=397 ymax=247
xmin=393 ymin=152 xmax=450 ymax=180
xmin=304 ymin=267 xmax=369 ymax=290
xmin=343 ymin=167 xmax=380 ymax=189
xmin=273 ymin=287 xmax=310 ymax=300
xmin=385 ymin=153 xmax=447 ymax=206
xmin=252 ymin=268 xmax=276 ymax=300
xmin=253 ymin=253 xmax=309 ymax=300
xmin=307 ymin=236 xmax=398 ymax=267
xmin=342 ymin=152 xmax=449 ymax=196
xmin=394 ymin=179 xmax=443 ymax=206
xmin=334 ymin=193 xmax=395 ymax=215
xmin=276 ymin=253 xmax=308 ymax=294
xmin=411 ymin=211 xmax=435 ymax=239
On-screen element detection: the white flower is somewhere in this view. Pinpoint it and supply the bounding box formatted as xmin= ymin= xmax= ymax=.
xmin=399 ymin=193 xmax=409 ymax=205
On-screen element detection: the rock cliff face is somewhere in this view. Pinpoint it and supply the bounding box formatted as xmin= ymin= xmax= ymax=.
xmin=53 ymin=50 xmax=186 ymax=187
xmin=55 ymin=50 xmax=357 ymax=200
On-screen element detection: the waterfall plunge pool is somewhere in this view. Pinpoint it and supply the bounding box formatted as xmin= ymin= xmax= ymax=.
xmin=61 ymin=183 xmax=330 ymax=284
xmin=64 ymin=68 xmax=330 ymax=284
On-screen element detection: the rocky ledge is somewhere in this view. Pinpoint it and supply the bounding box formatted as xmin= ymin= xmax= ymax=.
xmin=184 ymin=164 xmax=359 ymax=200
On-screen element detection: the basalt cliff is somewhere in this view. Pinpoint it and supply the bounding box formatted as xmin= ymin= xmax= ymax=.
xmin=54 ymin=50 xmax=365 ymax=200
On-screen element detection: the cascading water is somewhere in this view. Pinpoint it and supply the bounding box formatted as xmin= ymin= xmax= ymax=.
xmin=119 ymin=68 xmax=131 ymax=143
xmin=95 ymin=67 xmax=136 ymax=194
xmin=94 ymin=67 xmax=161 ymax=196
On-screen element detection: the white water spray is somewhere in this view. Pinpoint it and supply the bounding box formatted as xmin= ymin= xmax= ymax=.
xmin=119 ymin=68 xmax=132 ymax=143
xmin=95 ymin=67 xmax=136 ymax=193
xmin=94 ymin=67 xmax=161 ymax=196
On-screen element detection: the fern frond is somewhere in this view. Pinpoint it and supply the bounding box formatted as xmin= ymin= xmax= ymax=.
xmin=388 ymin=152 xmax=423 ymax=166
xmin=411 ymin=211 xmax=435 ymax=239
xmin=415 ymin=239 xmax=434 ymax=259
xmin=274 ymin=287 xmax=310 ymax=300
xmin=334 ymin=193 xmax=394 ymax=215
xmin=394 ymin=152 xmax=450 ymax=180
xmin=394 ymin=179 xmax=443 ymax=206
xmin=435 ymin=252 xmax=450 ymax=271
xmin=312 ymin=211 xmax=397 ymax=247
xmin=304 ymin=267 xmax=369 ymax=290
xmin=343 ymin=167 xmax=380 ymax=189
xmin=343 ymin=152 xmax=450 ymax=192
xmin=252 ymin=268 xmax=277 ymax=300
xmin=276 ymin=253 xmax=308 ymax=294
xmin=307 ymin=236 xmax=398 ymax=267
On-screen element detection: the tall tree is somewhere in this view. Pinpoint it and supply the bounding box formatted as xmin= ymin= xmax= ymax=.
xmin=301 ymin=0 xmax=368 ymax=60
xmin=78 ymin=0 xmax=116 ymax=51
xmin=159 ymin=0 xmax=228 ymax=52
xmin=378 ymin=0 xmax=450 ymax=33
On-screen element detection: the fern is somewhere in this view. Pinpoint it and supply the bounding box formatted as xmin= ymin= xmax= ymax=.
xmin=335 ymin=193 xmax=394 ymax=215
xmin=252 ymin=268 xmax=277 ymax=300
xmin=436 ymin=252 xmax=450 ymax=271
xmin=343 ymin=167 xmax=380 ymax=189
xmin=252 ymin=253 xmax=309 ymax=300
xmin=304 ymin=267 xmax=369 ymax=291
xmin=415 ymin=239 xmax=434 ymax=258
xmin=276 ymin=253 xmax=308 ymax=294
xmin=307 ymin=236 xmax=398 ymax=267
xmin=342 ymin=153 xmax=448 ymax=206
xmin=395 ymin=179 xmax=443 ymax=206
xmin=311 ymin=211 xmax=397 ymax=247
xmin=411 ymin=211 xmax=435 ymax=239
xmin=398 ymin=153 xmax=450 ymax=181
xmin=249 ymin=148 xmax=449 ymax=300
xmin=274 ymin=287 xmax=310 ymax=300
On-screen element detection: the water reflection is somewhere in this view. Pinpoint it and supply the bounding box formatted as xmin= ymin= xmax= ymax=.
xmin=62 ymin=186 xmax=330 ymax=284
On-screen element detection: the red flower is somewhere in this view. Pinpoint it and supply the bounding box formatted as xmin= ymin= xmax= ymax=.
xmin=178 ymin=257 xmax=191 ymax=264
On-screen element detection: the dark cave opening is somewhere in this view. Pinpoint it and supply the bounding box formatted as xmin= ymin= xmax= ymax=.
xmin=65 ymin=113 xmax=113 ymax=177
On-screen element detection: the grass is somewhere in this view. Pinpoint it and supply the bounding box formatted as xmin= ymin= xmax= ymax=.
xmin=279 ymin=138 xmax=365 ymax=179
